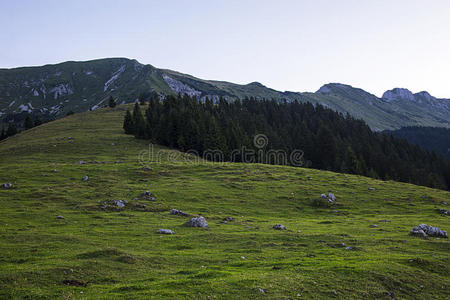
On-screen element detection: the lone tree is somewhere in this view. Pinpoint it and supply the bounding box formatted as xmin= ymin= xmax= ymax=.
xmin=108 ymin=96 xmax=116 ymax=108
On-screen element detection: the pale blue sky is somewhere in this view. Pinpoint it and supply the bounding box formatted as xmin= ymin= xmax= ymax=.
xmin=1 ymin=0 xmax=450 ymax=97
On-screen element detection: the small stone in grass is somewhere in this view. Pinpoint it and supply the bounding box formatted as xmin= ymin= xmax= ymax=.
xmin=273 ymin=224 xmax=286 ymax=230
xmin=157 ymin=229 xmax=174 ymax=234
xmin=2 ymin=183 xmax=12 ymax=189
xmin=169 ymin=209 xmax=189 ymax=217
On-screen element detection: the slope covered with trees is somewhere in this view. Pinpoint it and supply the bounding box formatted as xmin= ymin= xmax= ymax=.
xmin=384 ymin=127 xmax=450 ymax=159
xmin=124 ymin=95 xmax=450 ymax=190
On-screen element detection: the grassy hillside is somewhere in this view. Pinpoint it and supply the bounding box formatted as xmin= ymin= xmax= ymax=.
xmin=0 ymin=107 xmax=449 ymax=299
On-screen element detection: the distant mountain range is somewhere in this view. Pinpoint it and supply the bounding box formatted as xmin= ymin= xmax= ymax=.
xmin=1 ymin=57 xmax=449 ymax=131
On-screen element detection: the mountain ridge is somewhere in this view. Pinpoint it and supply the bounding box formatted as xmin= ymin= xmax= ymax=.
xmin=1 ymin=57 xmax=449 ymax=130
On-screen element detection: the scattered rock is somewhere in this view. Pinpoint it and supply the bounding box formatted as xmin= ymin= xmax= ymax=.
xmin=78 ymin=160 xmax=87 ymax=165
xmin=169 ymin=209 xmax=189 ymax=217
xmin=63 ymin=279 xmax=87 ymax=287
xmin=114 ymin=161 xmax=121 ymax=164
xmin=141 ymin=191 xmax=155 ymax=201
xmin=52 ymin=169 xmax=57 ymax=173
xmin=441 ymin=201 xmax=448 ymax=205
xmin=321 ymin=193 xmax=336 ymax=203
xmin=223 ymin=217 xmax=234 ymax=222
xmin=56 ymin=215 xmax=64 ymax=219
xmin=67 ymin=137 xmax=73 ymax=140
xmin=2 ymin=183 xmax=12 ymax=189
xmin=273 ymin=224 xmax=287 ymax=230
xmin=345 ymin=246 xmax=353 ymax=250
xmin=328 ymin=193 xmax=336 ymax=202
xmin=369 ymin=225 xmax=379 ymax=228
xmin=369 ymin=187 xmax=375 ymax=191
xmin=82 ymin=176 xmax=89 ymax=182
xmin=185 ymin=216 xmax=208 ymax=228
xmin=157 ymin=229 xmax=174 ymax=234
xmin=113 ymin=200 xmax=127 ymax=208
xmin=111 ymin=143 xmax=116 ymax=146
xmin=438 ymin=208 xmax=449 ymax=216
xmin=379 ymin=219 xmax=391 ymax=223
xmin=258 ymin=288 xmax=265 ymax=294
xmin=141 ymin=167 xmax=152 ymax=171
xmin=331 ymin=209 xmax=340 ymax=213
xmin=410 ymin=224 xmax=447 ymax=238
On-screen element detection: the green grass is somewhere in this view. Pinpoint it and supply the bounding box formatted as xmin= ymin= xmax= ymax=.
xmin=0 ymin=106 xmax=449 ymax=299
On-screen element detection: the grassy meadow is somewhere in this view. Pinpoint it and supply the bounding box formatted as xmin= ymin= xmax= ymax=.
xmin=0 ymin=106 xmax=448 ymax=299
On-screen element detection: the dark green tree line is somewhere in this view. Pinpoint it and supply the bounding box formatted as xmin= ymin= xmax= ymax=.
xmin=124 ymin=94 xmax=450 ymax=190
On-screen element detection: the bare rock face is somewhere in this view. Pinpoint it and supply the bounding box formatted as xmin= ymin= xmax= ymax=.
xmin=410 ymin=224 xmax=447 ymax=238
xmin=185 ymin=216 xmax=208 ymax=228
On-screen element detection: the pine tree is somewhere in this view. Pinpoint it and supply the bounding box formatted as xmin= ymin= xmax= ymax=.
xmin=24 ymin=115 xmax=34 ymax=130
xmin=108 ymin=96 xmax=116 ymax=108
xmin=139 ymin=93 xmax=147 ymax=106
xmin=343 ymin=146 xmax=360 ymax=174
xmin=132 ymin=103 xmax=145 ymax=138
xmin=6 ymin=123 xmax=17 ymax=137
xmin=123 ymin=109 xmax=134 ymax=134
xmin=34 ymin=118 xmax=43 ymax=126
xmin=315 ymin=125 xmax=337 ymax=170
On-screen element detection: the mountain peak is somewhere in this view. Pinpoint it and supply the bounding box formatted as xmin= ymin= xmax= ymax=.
xmin=415 ymin=91 xmax=435 ymax=101
xmin=246 ymin=81 xmax=265 ymax=87
xmin=382 ymin=88 xmax=415 ymax=102
xmin=316 ymin=83 xmax=352 ymax=94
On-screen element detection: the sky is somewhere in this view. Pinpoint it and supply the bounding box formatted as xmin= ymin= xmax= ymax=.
xmin=1 ymin=0 xmax=450 ymax=98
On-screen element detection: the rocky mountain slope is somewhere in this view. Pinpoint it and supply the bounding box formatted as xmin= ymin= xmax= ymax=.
xmin=1 ymin=58 xmax=449 ymax=130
